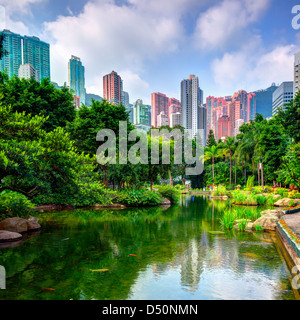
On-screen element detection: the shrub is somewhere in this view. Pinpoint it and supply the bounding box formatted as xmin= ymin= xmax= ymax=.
xmin=0 ymin=191 xmax=34 ymax=219
xmin=246 ymin=176 xmax=255 ymax=190
xmin=255 ymin=195 xmax=268 ymax=206
xmin=283 ymin=192 xmax=289 ymax=198
xmin=288 ymin=190 xmax=297 ymax=199
xmin=275 ymin=188 xmax=289 ymax=196
xmin=212 ymin=185 xmax=227 ymax=197
xmin=296 ymin=193 xmax=300 ymax=199
xmin=157 ymin=185 xmax=180 ymax=204
xmin=115 ymin=189 xmax=163 ymax=207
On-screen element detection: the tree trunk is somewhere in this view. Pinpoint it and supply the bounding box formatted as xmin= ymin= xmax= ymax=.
xmin=229 ymin=153 xmax=232 ymax=188
xmin=261 ymin=163 xmax=264 ymax=188
xmin=169 ymin=169 xmax=173 ymax=186
xmin=235 ymin=157 xmax=237 ymax=186
xmin=212 ymin=157 xmax=215 ymax=185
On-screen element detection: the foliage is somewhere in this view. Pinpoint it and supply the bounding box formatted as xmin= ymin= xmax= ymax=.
xmin=207 ymin=129 xmax=217 ymax=147
xmin=212 ymin=185 xmax=228 ymax=196
xmin=276 ymin=92 xmax=300 ymax=143
xmin=255 ymin=225 xmax=264 ymax=232
xmin=246 ymin=176 xmax=255 ymax=189
xmin=0 ymin=104 xmax=112 ymax=206
xmin=220 ymin=209 xmax=236 ymax=230
xmin=156 ymin=185 xmax=180 ymax=204
xmin=0 ymin=77 xmax=75 ymax=131
xmin=115 ymin=189 xmax=163 ymax=207
xmin=0 ymin=191 xmax=34 ymax=219
xmin=238 ymin=219 xmax=249 ymax=232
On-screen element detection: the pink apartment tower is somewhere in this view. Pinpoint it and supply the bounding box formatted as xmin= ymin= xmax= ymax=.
xmin=103 ymin=71 xmax=122 ymax=105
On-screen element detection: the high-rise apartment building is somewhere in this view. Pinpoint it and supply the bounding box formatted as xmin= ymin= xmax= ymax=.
xmin=0 ymin=30 xmax=22 ymax=79
xmin=23 ymin=35 xmax=50 ymax=81
xmin=181 ymin=74 xmax=204 ymax=138
xmin=0 ymin=30 xmax=50 ymax=81
xmin=68 ymin=55 xmax=85 ymax=106
xmin=133 ymin=99 xmax=150 ymax=127
xmin=294 ymin=51 xmax=300 ymax=98
xmin=217 ymin=115 xmax=231 ymax=141
xmin=246 ymin=93 xmax=256 ymax=123
xmin=103 ymin=71 xmax=122 ymax=105
xmin=18 ymin=63 xmax=39 ymax=81
xmin=157 ymin=111 xmax=168 ymax=127
xmin=272 ymin=81 xmax=294 ymax=116
xmin=151 ymin=92 xmax=169 ymax=127
xmin=170 ymin=112 xmax=181 ymax=128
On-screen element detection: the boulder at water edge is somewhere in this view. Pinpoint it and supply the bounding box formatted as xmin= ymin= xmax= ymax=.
xmin=253 ymin=209 xmax=284 ymax=231
xmin=274 ymin=198 xmax=298 ymax=207
xmin=0 ymin=217 xmax=41 ymax=233
xmin=0 ymin=230 xmax=22 ymax=242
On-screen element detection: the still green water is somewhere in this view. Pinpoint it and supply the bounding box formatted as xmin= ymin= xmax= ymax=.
xmin=0 ymin=196 xmax=297 ymax=300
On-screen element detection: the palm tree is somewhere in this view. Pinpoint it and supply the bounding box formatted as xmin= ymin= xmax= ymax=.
xmin=224 ymin=136 xmax=236 ymax=188
xmin=201 ymin=145 xmax=220 ymax=186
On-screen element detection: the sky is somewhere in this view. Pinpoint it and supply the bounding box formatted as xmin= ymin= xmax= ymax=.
xmin=0 ymin=0 xmax=299 ymax=105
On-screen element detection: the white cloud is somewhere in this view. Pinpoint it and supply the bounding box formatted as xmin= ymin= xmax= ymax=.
xmin=193 ymin=0 xmax=270 ymax=50
xmin=0 ymin=0 xmax=45 ymax=16
xmin=43 ymin=0 xmax=195 ymax=103
xmin=211 ymin=39 xmax=297 ymax=94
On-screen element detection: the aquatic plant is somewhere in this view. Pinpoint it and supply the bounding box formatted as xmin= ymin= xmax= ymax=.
xmin=220 ymin=209 xmax=236 ymax=230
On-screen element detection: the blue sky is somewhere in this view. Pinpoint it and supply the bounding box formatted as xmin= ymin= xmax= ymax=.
xmin=0 ymin=0 xmax=299 ymax=105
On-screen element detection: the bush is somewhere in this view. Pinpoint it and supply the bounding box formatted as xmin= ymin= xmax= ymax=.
xmin=212 ymin=185 xmax=228 ymax=196
xmin=296 ymin=193 xmax=300 ymax=199
xmin=275 ymin=188 xmax=289 ymax=196
xmin=115 ymin=189 xmax=163 ymax=207
xmin=157 ymin=185 xmax=180 ymax=204
xmin=0 ymin=191 xmax=34 ymax=219
xmin=288 ymin=190 xmax=298 ymax=199
xmin=255 ymin=195 xmax=268 ymax=206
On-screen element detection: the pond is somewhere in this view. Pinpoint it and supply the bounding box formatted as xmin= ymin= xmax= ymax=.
xmin=0 ymin=196 xmax=298 ymax=300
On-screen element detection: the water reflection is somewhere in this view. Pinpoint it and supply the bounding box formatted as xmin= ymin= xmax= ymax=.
xmin=0 ymin=196 xmax=296 ymax=300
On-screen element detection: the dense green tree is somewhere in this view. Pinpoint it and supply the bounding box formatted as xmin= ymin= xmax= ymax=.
xmin=0 ymin=76 xmax=75 ymax=131
xmin=276 ymin=92 xmax=300 ymax=143
xmin=0 ymin=103 xmax=110 ymax=205
xmin=207 ymin=129 xmax=217 ymax=147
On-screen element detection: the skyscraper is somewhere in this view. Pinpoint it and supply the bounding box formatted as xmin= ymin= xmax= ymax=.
xmin=272 ymin=81 xmax=294 ymax=116
xmin=246 ymin=92 xmax=256 ymax=122
xmin=253 ymin=84 xmax=278 ymax=119
xmin=294 ymin=51 xmax=300 ymax=98
xmin=181 ymin=75 xmax=200 ymax=138
xmin=23 ymin=35 xmax=50 ymax=81
xmin=68 ymin=55 xmax=85 ymax=106
xmin=0 ymin=29 xmax=22 ymax=79
xmin=151 ymin=92 xmax=169 ymax=127
xmin=217 ymin=115 xmax=230 ymax=141
xmin=103 ymin=71 xmax=122 ymax=105
xmin=133 ymin=99 xmax=150 ymax=127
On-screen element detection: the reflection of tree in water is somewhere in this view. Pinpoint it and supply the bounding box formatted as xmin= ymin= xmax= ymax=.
xmin=0 ymin=196 xmax=295 ymax=300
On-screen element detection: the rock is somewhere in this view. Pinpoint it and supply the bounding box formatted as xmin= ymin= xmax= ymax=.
xmin=211 ymin=196 xmax=228 ymax=200
xmin=0 ymin=218 xmax=28 ymax=233
xmin=28 ymin=216 xmax=39 ymax=223
xmin=260 ymin=209 xmax=284 ymax=218
xmin=253 ymin=215 xmax=279 ymax=231
xmin=274 ymin=198 xmax=298 ymax=207
xmin=245 ymin=222 xmax=254 ymax=231
xmin=0 ymin=230 xmax=22 ymax=242
xmin=160 ymin=197 xmax=171 ymax=205
xmin=26 ymin=220 xmax=41 ymax=232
